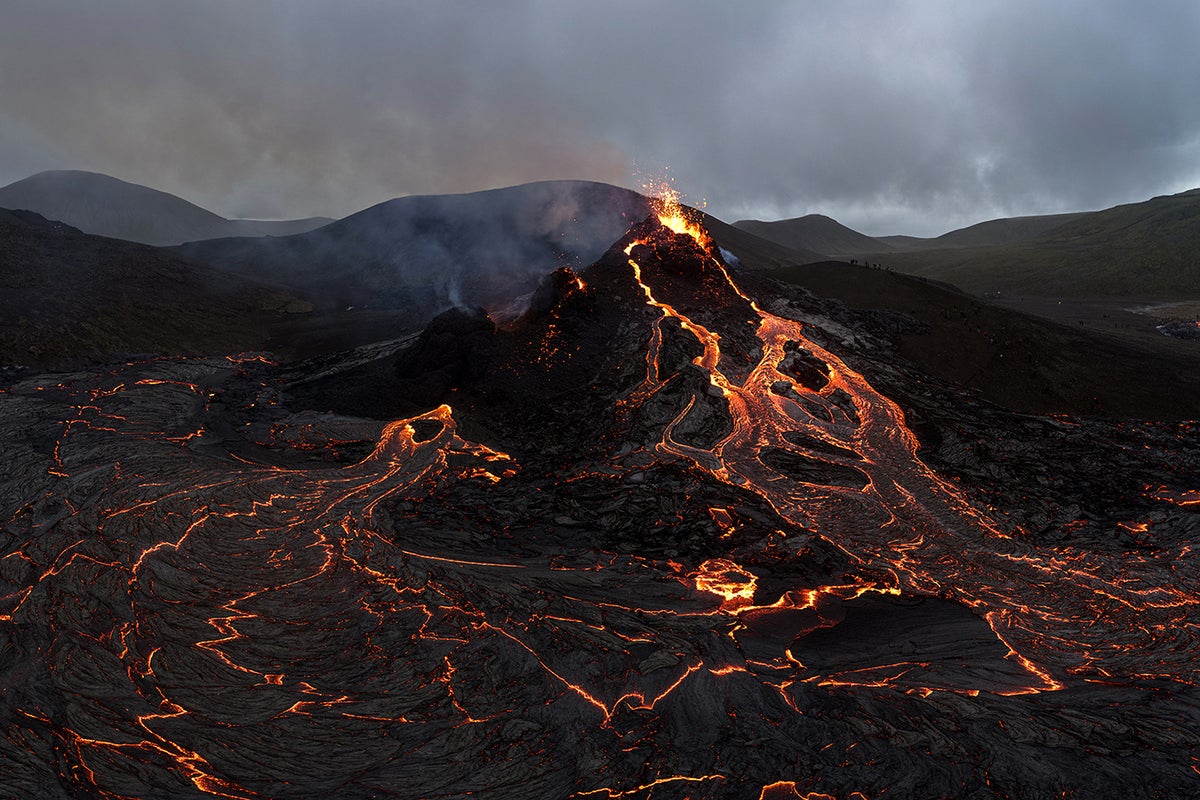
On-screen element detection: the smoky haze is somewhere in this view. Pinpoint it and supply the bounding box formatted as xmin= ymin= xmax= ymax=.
xmin=1 ymin=0 xmax=1198 ymax=235
xmin=175 ymin=180 xmax=652 ymax=315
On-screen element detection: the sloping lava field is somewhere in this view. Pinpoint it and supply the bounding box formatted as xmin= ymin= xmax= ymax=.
xmin=2 ymin=211 xmax=1199 ymax=799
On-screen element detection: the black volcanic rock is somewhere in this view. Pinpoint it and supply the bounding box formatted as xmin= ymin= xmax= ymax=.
xmin=393 ymin=306 xmax=497 ymax=407
xmin=0 ymin=209 xmax=309 ymax=367
xmin=778 ymin=342 xmax=830 ymax=391
xmin=759 ymin=446 xmax=870 ymax=488
xmin=373 ymin=215 xmax=759 ymax=450
xmin=527 ymin=266 xmax=584 ymax=317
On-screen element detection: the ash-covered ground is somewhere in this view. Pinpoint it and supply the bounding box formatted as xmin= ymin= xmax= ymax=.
xmin=2 ymin=214 xmax=1199 ymax=799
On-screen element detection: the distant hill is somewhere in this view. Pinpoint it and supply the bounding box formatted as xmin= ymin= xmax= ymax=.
xmin=733 ymin=214 xmax=892 ymax=257
xmin=0 ymin=171 xmax=332 ymax=246
xmin=738 ymin=209 xmax=1090 ymax=257
xmin=177 ymin=180 xmax=822 ymax=319
xmin=865 ymin=188 xmax=1200 ymax=297
xmin=878 ymin=212 xmax=1088 ymax=250
xmin=0 ymin=208 xmax=308 ymax=368
xmin=701 ymin=214 xmax=823 ymax=269
xmin=177 ymin=181 xmax=651 ymax=314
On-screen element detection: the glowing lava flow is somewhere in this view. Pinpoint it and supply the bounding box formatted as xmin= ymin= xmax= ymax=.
xmin=0 ymin=368 xmax=537 ymax=797
xmin=622 ymin=203 xmax=1200 ymax=693
xmin=6 ymin=358 xmax=832 ymax=799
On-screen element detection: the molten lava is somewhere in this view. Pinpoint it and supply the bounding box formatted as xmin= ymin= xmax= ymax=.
xmin=649 ymin=188 xmax=712 ymax=249
xmin=614 ymin=209 xmax=1200 ymax=701
xmin=2 ymin=206 xmax=1198 ymax=799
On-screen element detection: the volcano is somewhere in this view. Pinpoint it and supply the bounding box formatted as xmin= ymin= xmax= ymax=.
xmin=1 ymin=206 xmax=1198 ymax=799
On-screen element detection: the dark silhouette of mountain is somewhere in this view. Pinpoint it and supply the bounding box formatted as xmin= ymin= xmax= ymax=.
xmin=733 ymin=213 xmax=893 ymax=256
xmin=701 ymin=213 xmax=823 ymax=268
xmin=0 ymin=170 xmax=332 ymax=246
xmin=0 ymin=207 xmax=81 ymax=233
xmin=862 ymin=189 xmax=1200 ymax=297
xmin=879 ymin=212 xmax=1088 ymax=250
xmin=177 ymin=181 xmax=822 ymax=317
xmin=735 ymin=209 xmax=1093 ymax=258
xmin=0 ymin=208 xmax=309 ymax=367
xmin=0 ymin=177 xmax=823 ymax=370
xmin=177 ymin=181 xmax=651 ymax=312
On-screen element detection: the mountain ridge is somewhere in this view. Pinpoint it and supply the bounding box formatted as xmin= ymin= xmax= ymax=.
xmin=733 ymin=213 xmax=894 ymax=256
xmin=176 ymin=180 xmax=823 ymax=318
xmin=0 ymin=170 xmax=332 ymax=246
xmin=879 ymin=212 xmax=1090 ymax=250
xmin=0 ymin=206 xmax=309 ymax=366
xmin=737 ymin=188 xmax=1200 ymax=297
xmin=863 ymin=187 xmax=1200 ymax=296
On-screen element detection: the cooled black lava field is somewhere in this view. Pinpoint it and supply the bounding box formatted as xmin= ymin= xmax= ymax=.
xmin=3 ymin=212 xmax=1199 ymax=799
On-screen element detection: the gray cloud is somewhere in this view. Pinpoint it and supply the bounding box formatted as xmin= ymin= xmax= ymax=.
xmin=1 ymin=0 xmax=1197 ymax=235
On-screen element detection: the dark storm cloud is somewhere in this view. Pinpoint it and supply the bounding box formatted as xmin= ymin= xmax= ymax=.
xmin=1 ymin=0 xmax=1197 ymax=234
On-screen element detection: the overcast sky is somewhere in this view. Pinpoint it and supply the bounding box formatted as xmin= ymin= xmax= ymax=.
xmin=2 ymin=0 xmax=1198 ymax=235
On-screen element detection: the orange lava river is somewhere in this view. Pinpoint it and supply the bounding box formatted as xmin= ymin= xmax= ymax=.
xmin=622 ymin=214 xmax=1200 ymax=695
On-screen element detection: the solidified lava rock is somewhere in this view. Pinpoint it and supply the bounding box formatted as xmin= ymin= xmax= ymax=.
xmin=526 ymin=266 xmax=585 ymax=317
xmin=393 ymin=305 xmax=496 ymax=406
xmin=5 ymin=214 xmax=1200 ymax=800
xmin=779 ymin=341 xmax=830 ymax=391
xmin=380 ymin=215 xmax=761 ymax=454
xmin=759 ymin=446 xmax=870 ymax=489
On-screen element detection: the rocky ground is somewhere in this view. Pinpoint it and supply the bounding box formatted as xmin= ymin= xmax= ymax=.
xmin=2 ymin=215 xmax=1198 ymax=799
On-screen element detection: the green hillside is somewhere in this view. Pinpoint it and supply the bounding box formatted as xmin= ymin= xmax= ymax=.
xmin=879 ymin=212 xmax=1087 ymax=250
xmin=870 ymin=188 xmax=1200 ymax=297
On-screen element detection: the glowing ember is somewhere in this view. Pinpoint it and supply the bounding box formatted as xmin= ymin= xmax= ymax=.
xmin=691 ymin=558 xmax=758 ymax=608
xmin=642 ymin=174 xmax=713 ymax=247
